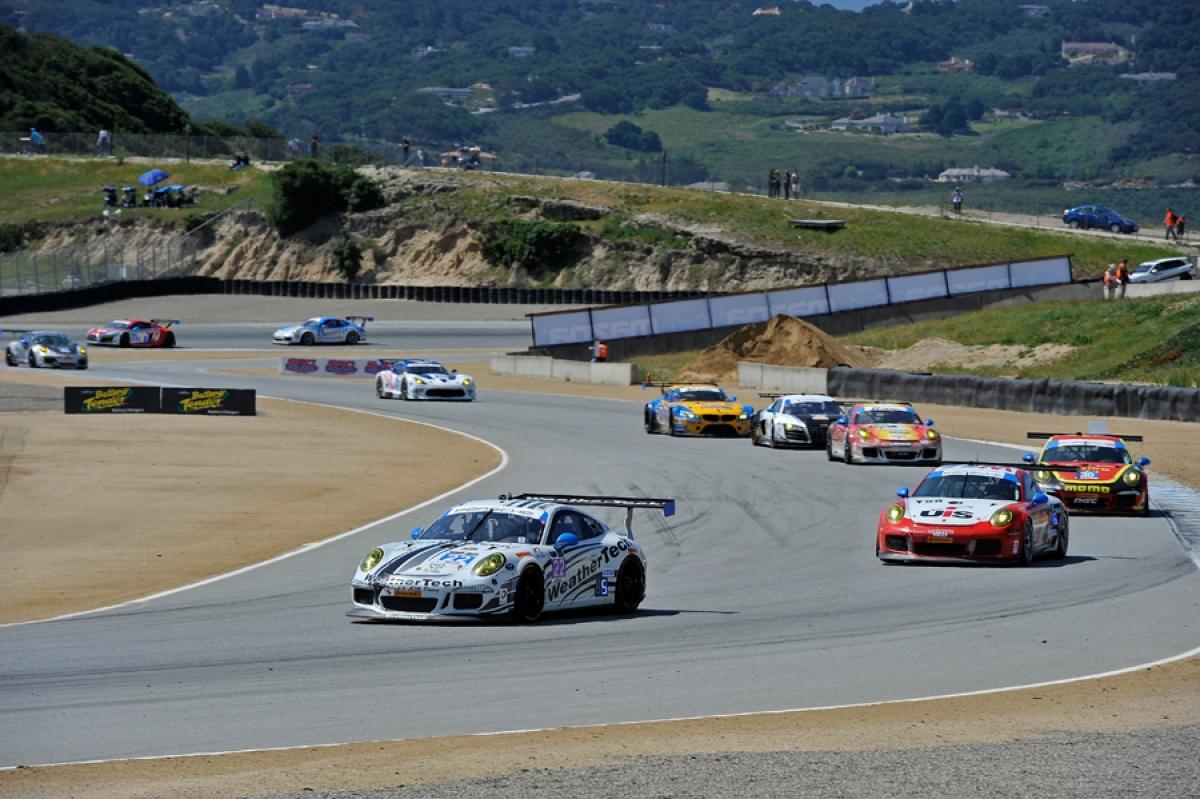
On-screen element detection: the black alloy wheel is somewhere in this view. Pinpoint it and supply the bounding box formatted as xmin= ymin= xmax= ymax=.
xmin=510 ymin=568 xmax=545 ymax=623
xmin=613 ymin=558 xmax=646 ymax=615
xmin=346 ymin=331 xmax=360 ymax=345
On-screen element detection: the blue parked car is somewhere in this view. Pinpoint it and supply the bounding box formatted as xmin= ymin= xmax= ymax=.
xmin=1062 ymin=205 xmax=1139 ymax=234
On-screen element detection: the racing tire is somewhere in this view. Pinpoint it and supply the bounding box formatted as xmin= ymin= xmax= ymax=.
xmin=346 ymin=331 xmax=359 ymax=345
xmin=164 ymin=332 xmax=175 ymax=348
xmin=644 ymin=409 xmax=657 ymax=434
xmin=399 ymin=380 xmax=409 ymax=401
xmin=300 ymin=332 xmax=315 ymax=346
xmin=119 ymin=333 xmax=130 ymax=348
xmin=843 ymin=440 xmax=854 ymax=465
xmin=1051 ymin=515 xmax=1069 ymax=560
xmin=1017 ymin=521 xmax=1036 ymax=567
xmin=375 ymin=379 xmax=386 ymax=399
xmin=4 ymin=350 xmax=15 ymax=367
xmin=1068 ymin=220 xmax=1082 ymax=230
xmin=613 ymin=558 xmax=645 ymax=615
xmin=28 ymin=352 xmax=38 ymax=368
xmin=752 ymin=423 xmax=762 ymax=446
xmin=1141 ymin=498 xmax=1151 ymax=517
xmin=826 ymin=437 xmax=836 ymax=462
xmin=1183 ymin=272 xmax=1194 ymax=280
xmin=510 ymin=568 xmax=545 ymax=623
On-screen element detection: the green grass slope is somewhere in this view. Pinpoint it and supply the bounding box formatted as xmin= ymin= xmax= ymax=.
xmin=845 ymin=294 xmax=1200 ymax=387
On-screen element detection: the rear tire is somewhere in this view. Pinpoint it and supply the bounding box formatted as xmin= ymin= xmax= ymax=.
xmin=826 ymin=436 xmax=836 ymax=461
xmin=119 ymin=333 xmax=130 ymax=348
xmin=1052 ymin=515 xmax=1069 ymax=560
xmin=4 ymin=350 xmax=16 ymax=367
xmin=1017 ymin=521 xmax=1035 ymax=566
xmin=164 ymin=332 xmax=175 ymax=348
xmin=510 ymin=569 xmax=545 ymax=623
xmin=346 ymin=331 xmax=359 ymax=345
xmin=613 ymin=558 xmax=645 ymax=615
xmin=644 ymin=409 xmax=657 ymax=434
xmin=28 ymin=352 xmax=38 ymax=368
xmin=1110 ymin=223 xmax=1122 ymax=234
xmin=1068 ymin=220 xmax=1082 ymax=230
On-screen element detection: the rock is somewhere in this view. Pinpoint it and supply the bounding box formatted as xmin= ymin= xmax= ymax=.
xmin=538 ymin=198 xmax=609 ymax=221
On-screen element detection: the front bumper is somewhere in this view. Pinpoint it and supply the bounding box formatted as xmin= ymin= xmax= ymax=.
xmin=1053 ymin=485 xmax=1147 ymax=514
xmin=87 ymin=333 xmax=118 ymax=345
xmin=851 ymin=440 xmax=941 ymax=464
xmin=672 ymin=417 xmax=752 ymax=437
xmin=409 ymin=383 xmax=476 ymax=401
xmin=347 ymin=579 xmax=509 ymax=620
xmin=37 ymin=353 xmax=87 ymax=368
xmin=878 ymin=526 xmax=1021 ymax=563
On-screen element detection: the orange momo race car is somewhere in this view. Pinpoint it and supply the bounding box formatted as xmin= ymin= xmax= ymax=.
xmin=1029 ymin=432 xmax=1151 ymax=515
xmin=826 ymin=402 xmax=942 ymax=465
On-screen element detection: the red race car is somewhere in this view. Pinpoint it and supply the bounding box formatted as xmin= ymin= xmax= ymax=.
xmin=1028 ymin=432 xmax=1151 ymax=516
xmin=86 ymin=318 xmax=178 ymax=348
xmin=826 ymin=401 xmax=942 ymax=465
xmin=876 ymin=463 xmax=1071 ymax=565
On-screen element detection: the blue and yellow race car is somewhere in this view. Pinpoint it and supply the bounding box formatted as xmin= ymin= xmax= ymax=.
xmin=643 ymin=383 xmax=754 ymax=437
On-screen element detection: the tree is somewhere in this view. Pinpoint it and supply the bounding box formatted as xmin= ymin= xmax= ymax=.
xmin=234 ymin=64 xmax=251 ymax=90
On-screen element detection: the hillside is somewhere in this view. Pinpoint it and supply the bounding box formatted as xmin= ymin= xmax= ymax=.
xmin=4 ymin=158 xmax=1184 ymax=291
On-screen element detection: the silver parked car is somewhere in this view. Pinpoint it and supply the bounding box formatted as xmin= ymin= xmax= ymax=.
xmin=1127 ymin=257 xmax=1196 ymax=284
xmin=4 ymin=330 xmax=89 ymax=369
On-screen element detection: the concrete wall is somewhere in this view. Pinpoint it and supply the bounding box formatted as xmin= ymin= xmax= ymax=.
xmin=738 ymin=363 xmax=829 ymax=393
xmin=491 ymin=355 xmax=639 ymax=386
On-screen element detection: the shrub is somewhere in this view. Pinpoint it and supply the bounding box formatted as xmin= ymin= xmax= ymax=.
xmin=479 ymin=220 xmax=582 ymax=274
xmin=332 ymin=234 xmax=363 ymax=281
xmin=0 ymin=221 xmax=45 ymax=252
xmin=267 ymin=159 xmax=385 ymax=236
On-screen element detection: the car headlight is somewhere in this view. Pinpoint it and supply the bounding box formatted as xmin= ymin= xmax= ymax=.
xmin=675 ymin=407 xmax=698 ymax=420
xmin=462 ymin=378 xmax=472 ymax=385
xmin=473 ymin=553 xmax=506 ymax=577
xmin=78 ymin=346 xmax=87 ymax=354
xmin=925 ymin=429 xmax=939 ymax=440
xmin=739 ymin=412 xmax=751 ymax=420
xmin=1123 ymin=469 xmax=1142 ymax=486
xmin=413 ymin=377 xmax=426 ymax=385
xmin=857 ymin=428 xmax=873 ymax=440
xmin=1035 ymin=470 xmax=1051 ymax=483
xmin=990 ymin=508 xmax=1014 ymax=528
xmin=359 ymin=547 xmax=384 ymax=572
xmin=886 ymin=503 xmax=905 ymax=523
xmin=36 ymin=346 xmax=49 ymax=354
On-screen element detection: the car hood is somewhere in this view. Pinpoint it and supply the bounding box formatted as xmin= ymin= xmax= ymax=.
xmin=370 ymin=540 xmax=544 ymax=581
xmin=860 ymin=423 xmax=926 ymax=441
xmin=410 ymin=372 xmax=472 ymax=385
xmin=675 ymin=401 xmax=745 ymax=414
xmin=1041 ymin=461 xmax=1129 ymax=483
xmin=905 ymin=498 xmax=1010 ymax=526
xmin=275 ymin=325 xmax=304 ymax=335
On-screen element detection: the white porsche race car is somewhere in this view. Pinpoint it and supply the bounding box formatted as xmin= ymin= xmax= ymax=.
xmin=4 ymin=330 xmax=88 ymax=369
xmin=349 ymin=493 xmax=676 ymax=622
xmin=751 ymin=393 xmax=843 ymax=448
xmin=375 ymin=359 xmax=476 ymax=401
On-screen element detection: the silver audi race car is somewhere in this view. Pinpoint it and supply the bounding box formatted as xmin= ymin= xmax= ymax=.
xmin=349 ymin=493 xmax=676 ymax=622
xmin=375 ymin=358 xmax=476 ymax=401
xmin=4 ymin=330 xmax=88 ymax=369
xmin=272 ymin=315 xmax=371 ymax=345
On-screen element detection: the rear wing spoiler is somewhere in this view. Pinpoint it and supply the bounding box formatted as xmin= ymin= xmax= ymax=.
xmin=642 ymin=381 xmax=718 ymax=394
xmin=502 ymin=493 xmax=676 ymax=538
xmin=150 ymin=319 xmax=181 ymax=328
xmin=1028 ymin=431 xmax=1143 ymax=442
xmin=346 ymin=315 xmax=374 ymax=327
xmin=0 ymin=328 xmax=34 ymax=336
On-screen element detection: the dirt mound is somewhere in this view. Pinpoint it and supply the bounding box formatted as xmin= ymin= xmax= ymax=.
xmin=866 ymin=337 xmax=1075 ymax=372
xmin=677 ymin=314 xmax=870 ymax=384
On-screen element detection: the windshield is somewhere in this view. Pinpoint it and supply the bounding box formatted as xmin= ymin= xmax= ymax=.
xmin=408 ymin=365 xmax=449 ymax=376
xmin=1132 ymin=262 xmax=1154 ymax=274
xmin=417 ymin=510 xmax=545 ymax=544
xmin=915 ymin=474 xmax=1022 ymax=501
xmin=1043 ymin=445 xmax=1130 ymax=464
xmin=676 ymin=389 xmax=726 ymax=402
xmin=856 ymin=408 xmax=921 ymax=425
xmin=34 ymin=334 xmax=71 ymax=347
xmin=783 ymin=401 xmax=842 ymax=416
xmin=302 ymin=318 xmax=322 ymax=326
xmin=107 ymin=321 xmax=130 ymax=329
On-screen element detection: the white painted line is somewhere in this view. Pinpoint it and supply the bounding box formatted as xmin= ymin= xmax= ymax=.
xmin=0 ymin=398 xmax=509 ymax=629
xmin=6 ymin=638 xmax=1199 ymax=771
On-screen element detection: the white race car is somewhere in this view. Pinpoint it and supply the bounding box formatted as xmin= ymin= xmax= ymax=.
xmin=4 ymin=330 xmax=88 ymax=369
xmin=375 ymin=359 xmax=476 ymax=401
xmin=751 ymin=393 xmax=843 ymax=448
xmin=349 ymin=493 xmax=675 ymax=622
xmin=272 ymin=315 xmax=371 ymax=345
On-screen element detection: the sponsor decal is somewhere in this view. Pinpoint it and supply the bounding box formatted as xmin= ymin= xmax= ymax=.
xmin=65 ymin=386 xmax=160 ymax=414
xmin=1079 ymin=470 xmax=1100 ymax=480
xmin=550 ymin=557 xmax=567 ymax=579
xmin=83 ymin=387 xmax=133 ymax=412
xmin=1063 ymin=484 xmax=1111 ymax=494
xmin=918 ymin=508 xmax=975 ymax=519
xmin=381 ymin=577 xmax=463 ymax=589
xmin=177 ymin=389 xmax=229 ymax=413
xmin=594 ymin=577 xmax=609 ymax=597
xmin=437 ymin=551 xmax=476 ymax=566
xmin=284 ymin=358 xmax=319 ymax=374
xmin=365 ymin=359 xmax=396 ymax=375
xmin=546 ymin=540 xmax=631 ymax=602
xmin=325 ymin=359 xmax=359 ymax=376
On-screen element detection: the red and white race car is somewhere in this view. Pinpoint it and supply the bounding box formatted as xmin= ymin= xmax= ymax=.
xmin=1028 ymin=432 xmax=1151 ymax=516
xmin=826 ymin=402 xmax=941 ymax=465
xmin=86 ymin=318 xmax=178 ymax=348
xmin=876 ymin=463 xmax=1071 ymax=565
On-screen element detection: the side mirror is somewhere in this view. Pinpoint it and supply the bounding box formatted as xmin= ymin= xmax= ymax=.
xmin=1022 ymin=453 xmax=1036 ymax=464
xmin=1031 ymin=492 xmax=1049 ymax=506
xmin=409 ymin=526 xmax=422 ymax=539
xmin=1137 ymin=457 xmax=1150 ymax=468
xmin=924 ymin=418 xmax=935 ymax=426
xmin=836 ymin=416 xmax=848 ymax=426
xmin=728 ymin=396 xmax=736 ymax=402
xmin=554 ymin=532 xmax=579 ymax=551
xmin=896 ymin=487 xmax=910 ymax=499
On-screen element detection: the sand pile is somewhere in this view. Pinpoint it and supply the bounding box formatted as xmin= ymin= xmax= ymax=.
xmin=676 ymin=314 xmax=871 ymax=384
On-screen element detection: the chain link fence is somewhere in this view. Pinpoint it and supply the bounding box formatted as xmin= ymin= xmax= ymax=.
xmin=2 ymin=130 xmax=288 ymax=162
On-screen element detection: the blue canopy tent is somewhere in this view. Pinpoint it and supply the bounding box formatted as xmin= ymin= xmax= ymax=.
xmin=137 ymin=168 xmax=169 ymax=187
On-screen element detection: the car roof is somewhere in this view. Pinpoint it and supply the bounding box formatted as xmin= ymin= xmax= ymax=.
xmin=777 ymin=394 xmax=838 ymax=403
xmin=1138 ymin=257 xmax=1187 ymax=267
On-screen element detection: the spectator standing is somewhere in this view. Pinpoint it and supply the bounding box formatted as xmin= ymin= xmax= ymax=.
xmin=97 ymin=128 xmax=111 ymax=156
xmin=28 ymin=127 xmax=45 ymax=154
xmin=400 ymin=136 xmax=411 ymax=165
xmin=783 ymin=170 xmax=792 ymax=200
xmin=952 ymin=187 xmax=964 ymax=214
xmin=767 ymin=169 xmax=780 ymax=198
xmin=1176 ymin=215 xmax=1187 ymax=243
xmin=1164 ymin=208 xmax=1178 ymax=241
xmin=1116 ymin=258 xmax=1130 ymax=299
xmin=789 ymin=170 xmax=800 ymax=199
xmin=1102 ymin=264 xmax=1118 ymax=301
xmin=308 ymin=134 xmax=320 ymax=159
xmin=286 ymin=138 xmax=301 ymax=158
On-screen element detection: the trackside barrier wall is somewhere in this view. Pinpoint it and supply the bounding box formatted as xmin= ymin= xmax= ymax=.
xmin=491 ymin=355 xmax=638 ymax=386
xmin=826 ymin=368 xmax=1200 ymax=422
xmin=528 ymin=255 xmax=1074 ymax=348
xmin=64 ymin=386 xmax=254 ymax=415
xmin=737 ymin=363 xmax=829 ymax=394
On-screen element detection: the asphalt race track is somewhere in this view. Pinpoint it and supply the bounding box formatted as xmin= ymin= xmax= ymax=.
xmin=1 ymin=320 xmax=1199 ymax=768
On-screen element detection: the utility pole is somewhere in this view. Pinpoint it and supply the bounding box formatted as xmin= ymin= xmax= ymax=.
xmin=184 ymin=124 xmax=192 ymax=163
xmin=660 ymin=148 xmax=668 ymax=187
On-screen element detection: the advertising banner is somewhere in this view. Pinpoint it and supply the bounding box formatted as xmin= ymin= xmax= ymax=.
xmin=64 ymin=386 xmax=160 ymax=414
xmin=708 ymin=293 xmax=770 ymax=328
xmin=767 ymin=286 xmax=830 ymax=318
xmin=279 ymin=357 xmax=397 ymax=377
xmin=591 ymin=305 xmax=652 ymax=341
xmin=887 ymin=272 xmax=949 ymax=304
xmin=161 ymin=388 xmax=257 ymax=416
xmin=531 ymin=310 xmax=594 ymax=347
xmin=827 ymin=279 xmax=889 ymax=312
xmin=649 ymin=298 xmax=710 ymax=335
xmin=1010 ymin=256 xmax=1072 ymax=288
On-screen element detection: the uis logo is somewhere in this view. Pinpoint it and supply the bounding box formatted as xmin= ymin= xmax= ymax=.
xmin=285 ymin=358 xmax=319 ymax=374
